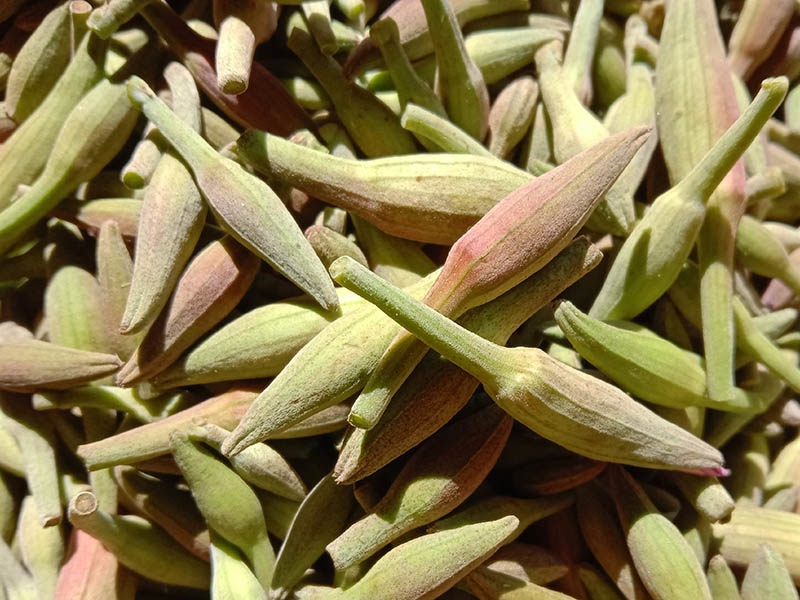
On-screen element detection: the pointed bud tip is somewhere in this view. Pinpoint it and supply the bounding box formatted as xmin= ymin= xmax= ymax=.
xmin=126 ymin=77 xmax=154 ymax=109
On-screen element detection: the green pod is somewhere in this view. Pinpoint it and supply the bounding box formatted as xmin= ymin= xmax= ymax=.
xmin=0 ymin=32 xmax=107 ymax=211
xmin=576 ymin=483 xmax=649 ymax=600
xmin=170 ymin=431 xmax=274 ymax=588
xmin=125 ymin=76 xmax=338 ymax=312
xmin=257 ymin=490 xmax=300 ymax=541
xmin=33 ymin=386 xmax=180 ymax=424
xmin=209 ymin=529 xmax=268 ymax=600
xmin=554 ymin=301 xmax=758 ymax=412
xmin=0 ymin=411 xmax=25 ymax=477
xmin=56 ymin=198 xmax=142 ymax=240
xmin=350 ymin=126 xmax=649 ymax=430
xmin=728 ymin=0 xmax=795 ymax=81
xmin=592 ymin=18 xmax=627 ymax=110
xmin=536 ymin=41 xmax=608 ymax=166
xmin=736 ymin=214 xmax=800 ymax=294
xmin=725 ymin=433 xmax=769 ymax=507
xmin=713 ymin=506 xmax=800 ymax=584
xmin=96 ymin=221 xmax=140 ymax=361
xmin=220 ymin=272 xmax=437 ymax=456
xmin=487 ymin=75 xmax=538 ymax=159
xmin=519 ymin=101 xmax=554 ymax=172
xmin=464 ymin=25 xmax=563 ymax=85
xmin=601 ymin=62 xmax=658 ymax=235
xmin=281 ymin=75 xmax=331 ymax=110
xmin=68 ymin=491 xmax=210 ymax=589
xmin=562 ymin=0 xmax=603 ymax=103
xmin=466 ymin=543 xmax=570 ymax=596
xmin=536 ymin=39 xmax=635 ymax=235
xmin=192 ymin=424 xmax=307 ymax=501
xmin=288 ymin=28 xmax=415 ymax=158
xmin=121 ymin=64 xmax=206 ymax=335
xmin=740 ymin=543 xmax=798 ymax=600
xmin=235 ymin=128 xmax=531 ymax=244
xmin=116 ymin=237 xmax=260 ymax=386
xmin=201 ymin=106 xmax=240 ymax=150
xmin=420 ymin=0 xmax=489 ymax=140
xmin=121 ymin=134 xmax=161 ymax=190
xmin=0 ymin=472 xmax=17 ymax=542
xmin=707 ymin=554 xmax=742 ymax=600
xmin=733 ymin=296 xmax=800 ymax=392
xmin=77 ymin=386 xmax=257 ymax=470
xmin=0 ymin=341 xmax=121 ymax=392
xmin=765 ymin=434 xmax=800 ymax=495
xmin=114 ymin=465 xmax=210 ymax=560
xmin=334 ymin=237 xmax=601 ymax=484
xmin=305 ymin=225 xmax=369 ymax=270
xmin=0 ymin=396 xmax=62 ymax=526
xmin=300 ymin=0 xmax=338 ymax=56
xmin=214 ymin=0 xmax=281 ymax=94
xmin=370 ymin=16 xmax=446 ymax=134
xmin=270 ymin=472 xmax=354 ymax=600
xmin=608 ymin=466 xmax=713 ymax=600
xmin=45 ymin=264 xmax=108 ymax=354
xmin=399 ymin=102 xmax=492 ymax=155
xmin=154 ymin=288 xmax=363 ymax=388
xmin=282 ymin=11 xmax=362 ymax=56
xmin=5 ymin=1 xmax=91 ymax=124
xmin=589 ymin=78 xmax=787 ymax=321
xmin=335 ymin=516 xmax=519 ymax=600
xmin=351 ymin=215 xmax=435 ymax=287
xmin=578 ymin=564 xmax=627 ymax=600
xmin=141 ymin=1 xmax=313 ymax=136
xmin=87 ymin=0 xmax=155 ymax=39
xmin=17 ymin=495 xmax=64 ymax=600
xmin=327 ymin=405 xmax=511 ymax=569
xmin=0 ymin=78 xmax=139 ymax=256
xmin=656 ymin=0 xmax=748 ymax=408
xmin=431 ymin=494 xmax=573 ymax=545
xmin=0 ymin=533 xmax=37 ymax=600
xmin=669 ymin=472 xmax=735 ymax=523
xmin=330 ymin=257 xmax=725 ymax=473
xmin=342 ymin=0 xmax=531 ymax=78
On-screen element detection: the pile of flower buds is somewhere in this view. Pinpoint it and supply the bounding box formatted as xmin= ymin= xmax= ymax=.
xmin=1 ymin=0 xmax=800 ymax=598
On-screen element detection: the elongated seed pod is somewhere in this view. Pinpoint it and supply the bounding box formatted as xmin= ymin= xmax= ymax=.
xmin=0 ymin=31 xmax=107 ymax=210
xmin=334 ymin=237 xmax=601 ymax=484
xmin=153 ymin=288 xmax=364 ymax=388
xmin=608 ymin=466 xmax=713 ymax=600
xmin=0 ymin=78 xmax=139 ymax=256
xmin=590 ymin=78 xmax=787 ymax=322
xmin=170 ymin=432 xmax=274 ymax=588
xmin=421 ymin=0 xmax=489 ymax=140
xmin=117 ymin=237 xmax=260 ymax=386
xmin=114 ymin=466 xmax=211 ymax=560
xmin=221 ymin=271 xmax=438 ymax=456
xmin=335 ymin=516 xmax=520 ymax=600
xmin=78 ymin=387 xmax=257 ymax=470
xmin=342 ymin=0 xmax=531 ymax=78
xmin=4 ymin=1 xmax=91 ymax=124
xmin=327 ymin=405 xmax=511 ymax=569
xmin=270 ymin=472 xmax=354 ymax=600
xmin=349 ymin=126 xmax=649 ymax=430
xmin=121 ymin=62 xmax=207 ymax=336
xmin=288 ymin=28 xmax=416 ymax=158
xmin=236 ymin=129 xmax=531 ymax=244
xmin=330 ymin=257 xmax=725 ymax=473
xmin=125 ymin=76 xmax=339 ymax=312
xmin=68 ymin=491 xmax=210 ymax=589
